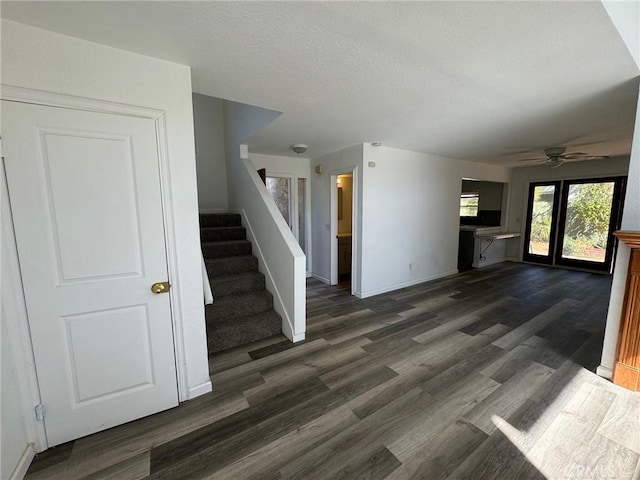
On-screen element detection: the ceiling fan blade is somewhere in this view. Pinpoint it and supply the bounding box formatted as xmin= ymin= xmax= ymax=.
xmin=516 ymin=157 xmax=546 ymax=162
xmin=547 ymin=159 xmax=565 ymax=168
xmin=563 ymin=154 xmax=609 ymax=161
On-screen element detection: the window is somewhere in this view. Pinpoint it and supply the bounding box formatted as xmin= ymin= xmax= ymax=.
xmin=460 ymin=192 xmax=479 ymax=217
xmin=265 ymin=176 xmax=291 ymax=227
xmin=265 ymin=174 xmax=311 ymax=272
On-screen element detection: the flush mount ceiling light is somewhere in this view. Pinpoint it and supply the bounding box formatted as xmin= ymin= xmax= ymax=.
xmin=290 ymin=144 xmax=308 ymax=155
xmin=371 ymin=142 xmax=382 ymax=147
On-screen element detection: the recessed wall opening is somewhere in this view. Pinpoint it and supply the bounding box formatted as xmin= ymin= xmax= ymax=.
xmin=458 ymin=179 xmax=509 ymax=272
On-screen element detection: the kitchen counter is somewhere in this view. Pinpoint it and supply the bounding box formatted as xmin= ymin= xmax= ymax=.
xmin=459 ymin=226 xmax=521 ymax=268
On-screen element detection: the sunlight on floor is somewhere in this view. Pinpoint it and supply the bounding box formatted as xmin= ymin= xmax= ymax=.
xmin=491 ymin=367 xmax=640 ymax=480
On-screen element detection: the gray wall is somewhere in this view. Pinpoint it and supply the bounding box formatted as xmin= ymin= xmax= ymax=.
xmin=193 ymin=93 xmax=228 ymax=212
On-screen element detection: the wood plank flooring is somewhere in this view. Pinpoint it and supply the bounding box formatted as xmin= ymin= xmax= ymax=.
xmin=25 ymin=263 xmax=640 ymax=480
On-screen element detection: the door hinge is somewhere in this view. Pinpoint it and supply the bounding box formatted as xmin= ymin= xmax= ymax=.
xmin=34 ymin=404 xmax=45 ymax=421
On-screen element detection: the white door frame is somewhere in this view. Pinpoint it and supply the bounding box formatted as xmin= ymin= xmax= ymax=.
xmin=330 ymin=167 xmax=358 ymax=295
xmin=301 ymin=176 xmax=313 ymax=276
xmin=1 ymin=86 xmax=190 ymax=450
xmin=2 ymin=153 xmax=48 ymax=453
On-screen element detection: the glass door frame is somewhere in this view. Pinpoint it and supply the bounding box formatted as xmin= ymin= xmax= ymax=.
xmin=522 ymin=180 xmax=561 ymax=265
xmin=522 ymin=176 xmax=627 ymax=273
xmin=554 ymin=176 xmax=626 ymax=272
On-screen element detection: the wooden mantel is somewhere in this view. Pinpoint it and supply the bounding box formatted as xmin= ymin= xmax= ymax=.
xmin=612 ymin=231 xmax=640 ymax=391
xmin=614 ymin=231 xmax=640 ymax=249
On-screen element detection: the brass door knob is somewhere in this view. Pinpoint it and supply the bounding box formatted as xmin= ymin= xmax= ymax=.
xmin=151 ymin=281 xmax=170 ymax=294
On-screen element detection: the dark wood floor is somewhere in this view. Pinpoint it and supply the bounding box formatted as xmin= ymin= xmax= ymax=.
xmin=26 ymin=263 xmax=640 ymax=479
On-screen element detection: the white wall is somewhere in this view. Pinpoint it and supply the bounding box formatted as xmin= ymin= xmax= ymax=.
xmin=599 ymin=95 xmax=640 ymax=378
xmin=360 ymin=144 xmax=510 ymax=297
xmin=311 ymin=144 xmax=510 ymax=297
xmin=311 ymin=144 xmax=364 ymax=287
xmin=224 ymin=102 xmax=306 ymax=342
xmin=505 ymin=156 xmax=630 ymax=260
xmin=1 ymin=20 xmax=210 ymax=414
xmin=251 ymin=152 xmax=311 ymax=180
xmin=1 ymin=160 xmax=41 ymax=478
xmin=1 ymin=318 xmax=30 ymax=480
xmin=602 ymin=0 xmax=640 ymax=68
xmin=599 ymin=0 xmax=640 ymax=380
xmin=192 ymin=93 xmax=228 ymax=213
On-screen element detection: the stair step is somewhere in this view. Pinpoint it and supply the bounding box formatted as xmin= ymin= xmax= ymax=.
xmin=199 ymin=213 xmax=242 ymax=228
xmin=205 ymin=256 xmax=258 ymax=277
xmin=199 ymin=213 xmax=283 ymax=353
xmin=201 ymin=226 xmax=246 ymax=242
xmin=202 ymin=240 xmax=252 ymax=259
xmin=206 ymin=309 xmax=282 ymax=353
xmin=207 ymin=290 xmax=274 ymax=320
xmin=210 ymin=272 xmax=265 ymax=297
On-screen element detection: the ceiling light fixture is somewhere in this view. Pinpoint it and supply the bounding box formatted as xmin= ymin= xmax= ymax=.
xmin=290 ymin=144 xmax=308 ymax=155
xmin=371 ymin=142 xmax=382 ymax=147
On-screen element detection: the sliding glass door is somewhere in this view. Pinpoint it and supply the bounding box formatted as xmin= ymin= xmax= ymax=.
xmin=523 ymin=177 xmax=626 ymax=272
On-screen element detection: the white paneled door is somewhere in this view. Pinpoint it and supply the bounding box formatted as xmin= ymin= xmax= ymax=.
xmin=2 ymin=100 xmax=178 ymax=446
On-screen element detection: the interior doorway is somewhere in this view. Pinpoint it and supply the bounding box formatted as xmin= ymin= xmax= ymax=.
xmin=330 ymin=169 xmax=357 ymax=295
xmin=336 ymin=173 xmax=353 ymax=290
xmin=522 ymin=176 xmax=626 ymax=273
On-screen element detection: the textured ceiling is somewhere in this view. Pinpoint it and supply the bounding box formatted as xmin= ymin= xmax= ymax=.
xmin=2 ymin=1 xmax=639 ymax=166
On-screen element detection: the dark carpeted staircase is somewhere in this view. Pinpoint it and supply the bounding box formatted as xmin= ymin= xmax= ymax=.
xmin=201 ymin=213 xmax=282 ymax=353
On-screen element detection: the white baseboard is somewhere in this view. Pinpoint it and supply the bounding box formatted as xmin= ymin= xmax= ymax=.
xmin=282 ymin=319 xmax=306 ymax=343
xmin=596 ymin=365 xmax=613 ymax=379
xmin=291 ymin=332 xmax=305 ymax=342
xmin=311 ymin=273 xmax=330 ymax=284
xmin=357 ymin=269 xmax=459 ymax=299
xmin=187 ymin=380 xmax=212 ymax=400
xmin=10 ymin=443 xmax=36 ymax=480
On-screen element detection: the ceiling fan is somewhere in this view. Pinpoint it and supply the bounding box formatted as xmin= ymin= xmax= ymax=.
xmin=517 ymin=147 xmax=609 ymax=168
